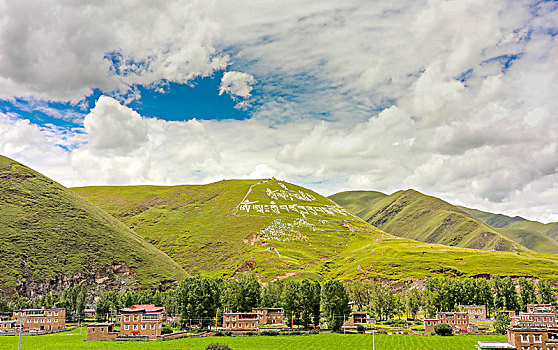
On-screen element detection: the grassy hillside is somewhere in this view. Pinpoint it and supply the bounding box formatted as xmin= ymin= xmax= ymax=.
xmin=74 ymin=181 xmax=558 ymax=281
xmin=329 ymin=191 xmax=387 ymax=220
xmin=0 ymin=155 xmax=187 ymax=296
xmin=459 ymin=207 xmax=558 ymax=254
xmin=329 ymin=190 xmax=523 ymax=252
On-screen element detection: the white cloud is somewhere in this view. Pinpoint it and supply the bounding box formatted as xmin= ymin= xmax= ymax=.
xmin=0 ymin=1 xmax=557 ymax=223
xmin=219 ymin=71 xmax=256 ymax=98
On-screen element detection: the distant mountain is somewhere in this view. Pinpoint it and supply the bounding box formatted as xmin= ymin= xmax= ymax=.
xmin=459 ymin=207 xmax=558 ymax=254
xmin=0 ymin=155 xmax=187 ymax=297
xmin=329 ymin=190 xmax=524 ymax=252
xmin=74 ymin=180 xmax=558 ymax=281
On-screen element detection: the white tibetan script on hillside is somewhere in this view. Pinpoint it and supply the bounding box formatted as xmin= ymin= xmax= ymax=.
xmin=237 ymin=200 xmax=352 ymax=217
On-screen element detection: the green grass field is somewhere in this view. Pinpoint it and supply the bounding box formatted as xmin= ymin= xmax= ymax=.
xmin=0 ymin=328 xmax=507 ymax=350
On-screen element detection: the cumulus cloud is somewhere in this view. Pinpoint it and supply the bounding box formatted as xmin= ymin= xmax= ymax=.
xmin=0 ymin=1 xmax=557 ymax=222
xmin=219 ymin=71 xmax=256 ymax=98
xmin=83 ymin=96 xmax=147 ymax=154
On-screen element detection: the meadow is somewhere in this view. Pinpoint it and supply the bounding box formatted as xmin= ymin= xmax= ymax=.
xmin=0 ymin=328 xmax=507 ymax=350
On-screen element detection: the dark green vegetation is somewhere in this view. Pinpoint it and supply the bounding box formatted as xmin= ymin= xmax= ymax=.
xmin=434 ymin=323 xmax=453 ymax=336
xmin=330 ymin=189 xmax=523 ymax=252
xmin=0 ymin=155 xmax=187 ymax=296
xmin=74 ymin=180 xmax=558 ymax=281
xmin=0 ymin=328 xmax=509 ymax=350
xmin=460 ymin=207 xmax=558 ymax=254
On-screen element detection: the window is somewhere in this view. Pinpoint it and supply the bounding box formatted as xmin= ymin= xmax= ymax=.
xmin=124 ymin=325 xmax=129 ymax=330
xmin=133 ymin=324 xmax=138 ymax=330
xmin=124 ymin=316 xmax=130 ymax=322
xmin=225 ymin=317 xmax=229 ymax=321
xmin=133 ymin=316 xmax=139 ymax=322
xmin=141 ymin=324 xmax=146 ymax=330
xmin=91 ymin=328 xmax=95 ymax=332
xmin=47 ymin=319 xmax=51 ymax=323
xmin=534 ymin=334 xmax=542 ymax=343
xmin=54 ymin=319 xmax=58 ymax=323
xmin=150 ymin=324 xmax=155 ymax=330
xmin=54 ymin=312 xmax=58 ymax=316
xmin=34 ymin=319 xmax=38 ymax=323
xmin=520 ymin=334 xmax=529 ymax=342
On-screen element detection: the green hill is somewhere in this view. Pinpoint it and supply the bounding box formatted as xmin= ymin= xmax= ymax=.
xmin=459 ymin=207 xmax=558 ymax=254
xmin=329 ymin=190 xmax=523 ymax=252
xmin=0 ymin=155 xmax=187 ymax=296
xmin=73 ymin=181 xmax=558 ymax=282
xmin=329 ymin=191 xmax=387 ymax=220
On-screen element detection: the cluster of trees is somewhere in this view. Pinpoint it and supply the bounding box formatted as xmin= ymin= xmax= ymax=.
xmin=0 ymin=287 xmax=87 ymax=320
xmin=95 ymin=275 xmax=350 ymax=331
xmin=423 ymin=276 xmax=556 ymax=317
xmin=3 ymin=274 xmax=556 ymax=331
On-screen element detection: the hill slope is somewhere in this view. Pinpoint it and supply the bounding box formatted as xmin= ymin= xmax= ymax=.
xmin=329 ymin=190 xmax=524 ymax=252
xmin=74 ymin=181 xmax=558 ymax=281
xmin=459 ymin=207 xmax=558 ymax=254
xmin=0 ymin=155 xmax=187 ymax=296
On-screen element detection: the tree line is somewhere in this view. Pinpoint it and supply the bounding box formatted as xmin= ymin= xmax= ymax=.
xmin=1 ymin=274 xmax=555 ymax=331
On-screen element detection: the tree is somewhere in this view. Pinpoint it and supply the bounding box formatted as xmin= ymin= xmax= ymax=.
xmin=177 ymin=278 xmax=223 ymax=328
xmin=501 ymin=277 xmax=519 ymax=312
xmin=434 ymin=323 xmax=453 ymax=336
xmin=281 ymin=281 xmax=301 ymax=328
xmin=405 ymin=287 xmax=422 ymax=320
xmin=346 ymin=281 xmax=372 ymax=311
xmin=321 ymin=280 xmax=350 ymax=332
xmin=261 ymin=281 xmax=283 ymax=308
xmin=537 ymin=280 xmax=556 ymax=304
xmin=518 ymin=277 xmax=536 ymax=311
xmin=224 ymin=274 xmax=261 ymax=313
xmin=493 ymin=311 xmax=511 ymax=334
xmin=311 ymin=281 xmax=321 ymax=327
xmin=298 ymin=280 xmax=315 ymax=328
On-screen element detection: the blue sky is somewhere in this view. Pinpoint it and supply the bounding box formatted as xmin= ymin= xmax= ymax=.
xmin=0 ymin=0 xmax=557 ymax=222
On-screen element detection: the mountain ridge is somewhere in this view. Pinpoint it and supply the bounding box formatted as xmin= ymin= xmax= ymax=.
xmin=0 ymin=155 xmax=187 ymax=297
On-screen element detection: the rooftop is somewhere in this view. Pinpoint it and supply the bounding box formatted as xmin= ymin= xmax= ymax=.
xmin=477 ymin=341 xmax=515 ymax=349
xmin=120 ymin=304 xmax=165 ymax=313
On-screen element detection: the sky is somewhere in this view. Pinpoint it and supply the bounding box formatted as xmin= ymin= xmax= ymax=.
xmin=0 ymin=0 xmax=557 ymax=223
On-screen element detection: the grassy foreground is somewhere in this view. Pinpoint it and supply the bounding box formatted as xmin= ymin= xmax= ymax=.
xmin=1 ymin=327 xmax=507 ymax=349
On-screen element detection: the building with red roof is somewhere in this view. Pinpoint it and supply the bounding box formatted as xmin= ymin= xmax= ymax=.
xmin=119 ymin=304 xmax=166 ymax=340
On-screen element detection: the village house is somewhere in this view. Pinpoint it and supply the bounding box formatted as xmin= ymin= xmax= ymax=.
xmin=86 ymin=323 xmax=118 ymax=341
xmin=459 ymin=305 xmax=487 ymax=320
xmin=343 ymin=311 xmax=371 ymax=327
xmin=252 ymin=307 xmax=284 ymax=325
xmin=424 ymin=311 xmax=476 ymax=333
xmin=0 ymin=319 xmax=15 ymax=332
xmin=83 ymin=308 xmax=96 ymax=320
xmin=477 ymin=325 xmax=558 ymax=350
xmin=223 ymin=312 xmax=259 ymax=330
xmin=119 ymin=304 xmax=166 ymax=340
xmin=512 ymin=304 xmax=558 ymax=329
xmin=12 ymin=308 xmax=66 ymax=332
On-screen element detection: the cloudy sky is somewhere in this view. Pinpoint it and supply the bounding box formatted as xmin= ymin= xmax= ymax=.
xmin=0 ymin=0 xmax=557 ymax=222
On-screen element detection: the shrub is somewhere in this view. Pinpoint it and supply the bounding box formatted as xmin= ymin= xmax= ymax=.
xmin=224 ymin=331 xmax=232 ymax=337
xmin=494 ymin=312 xmax=512 ymax=334
xmin=161 ymin=326 xmax=173 ymax=335
xmin=244 ymin=331 xmax=256 ymax=336
xmin=214 ymin=331 xmax=224 ymax=336
xmin=434 ymin=323 xmax=453 ymax=336
xmin=260 ymin=330 xmax=280 ymax=336
xmin=356 ymin=324 xmax=365 ymax=334
xmin=310 ymin=329 xmax=320 ymax=335
xmin=206 ymin=343 xmax=232 ymax=350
